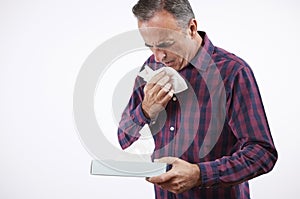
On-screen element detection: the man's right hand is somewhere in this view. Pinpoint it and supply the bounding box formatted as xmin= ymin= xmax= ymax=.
xmin=142 ymin=71 xmax=174 ymax=119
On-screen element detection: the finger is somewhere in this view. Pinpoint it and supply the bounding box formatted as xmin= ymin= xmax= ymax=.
xmin=148 ymin=76 xmax=170 ymax=96
xmin=144 ymin=72 xmax=166 ymax=93
xmin=157 ymin=180 xmax=176 ymax=191
xmin=161 ymin=89 xmax=174 ymax=103
xmin=156 ymin=75 xmax=170 ymax=87
xmin=162 ymin=82 xmax=172 ymax=92
xmin=149 ymin=71 xmax=166 ymax=84
xmin=154 ymin=156 xmax=178 ymax=165
xmin=148 ymin=170 xmax=175 ymax=184
xmin=155 ymin=83 xmax=172 ymax=100
xmin=158 ymin=180 xmax=185 ymax=194
xmin=155 ymin=90 xmax=173 ymax=109
xmin=143 ymin=83 xmax=153 ymax=93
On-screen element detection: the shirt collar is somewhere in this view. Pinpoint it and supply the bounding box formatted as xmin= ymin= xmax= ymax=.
xmin=190 ymin=31 xmax=215 ymax=72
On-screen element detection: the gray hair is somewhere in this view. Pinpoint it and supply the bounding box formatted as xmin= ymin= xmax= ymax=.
xmin=132 ymin=0 xmax=195 ymax=29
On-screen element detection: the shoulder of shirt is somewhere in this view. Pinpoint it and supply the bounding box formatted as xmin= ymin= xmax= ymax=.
xmin=212 ymin=45 xmax=253 ymax=76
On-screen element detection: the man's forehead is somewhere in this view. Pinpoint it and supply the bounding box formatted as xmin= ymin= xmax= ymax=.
xmin=139 ymin=27 xmax=182 ymax=44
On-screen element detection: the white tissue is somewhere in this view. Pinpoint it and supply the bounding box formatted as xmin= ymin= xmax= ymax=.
xmin=138 ymin=65 xmax=188 ymax=94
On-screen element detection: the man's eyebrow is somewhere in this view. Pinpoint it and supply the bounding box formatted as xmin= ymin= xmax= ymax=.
xmin=145 ymin=43 xmax=153 ymax=48
xmin=145 ymin=40 xmax=175 ymax=48
xmin=156 ymin=40 xmax=175 ymax=48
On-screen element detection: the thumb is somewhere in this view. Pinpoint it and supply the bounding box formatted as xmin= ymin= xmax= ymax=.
xmin=154 ymin=157 xmax=178 ymax=165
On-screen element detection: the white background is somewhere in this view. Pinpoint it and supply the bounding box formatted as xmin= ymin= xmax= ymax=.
xmin=0 ymin=0 xmax=299 ymax=198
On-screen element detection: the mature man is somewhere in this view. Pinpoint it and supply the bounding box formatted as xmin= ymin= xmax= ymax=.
xmin=118 ymin=0 xmax=277 ymax=198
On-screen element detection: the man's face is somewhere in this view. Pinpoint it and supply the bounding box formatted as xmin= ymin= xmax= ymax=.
xmin=138 ymin=10 xmax=196 ymax=71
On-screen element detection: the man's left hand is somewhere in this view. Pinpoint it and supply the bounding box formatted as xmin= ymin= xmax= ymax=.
xmin=146 ymin=157 xmax=202 ymax=194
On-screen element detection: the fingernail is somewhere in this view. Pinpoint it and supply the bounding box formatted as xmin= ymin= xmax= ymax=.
xmin=162 ymin=83 xmax=171 ymax=92
xmin=168 ymin=89 xmax=174 ymax=97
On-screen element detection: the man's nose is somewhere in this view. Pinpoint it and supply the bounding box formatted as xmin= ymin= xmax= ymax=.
xmin=153 ymin=48 xmax=166 ymax=63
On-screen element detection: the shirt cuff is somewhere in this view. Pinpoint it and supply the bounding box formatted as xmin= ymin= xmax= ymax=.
xmin=198 ymin=161 xmax=220 ymax=188
xmin=130 ymin=103 xmax=151 ymax=126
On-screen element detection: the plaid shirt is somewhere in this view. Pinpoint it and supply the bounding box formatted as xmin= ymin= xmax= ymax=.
xmin=118 ymin=32 xmax=277 ymax=199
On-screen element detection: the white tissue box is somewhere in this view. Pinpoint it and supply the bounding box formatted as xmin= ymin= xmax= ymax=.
xmin=90 ymin=159 xmax=167 ymax=177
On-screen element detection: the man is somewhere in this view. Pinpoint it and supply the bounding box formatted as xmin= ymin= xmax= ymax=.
xmin=118 ymin=0 xmax=278 ymax=198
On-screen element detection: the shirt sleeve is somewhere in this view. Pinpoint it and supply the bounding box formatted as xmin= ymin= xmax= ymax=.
xmin=117 ymin=76 xmax=151 ymax=149
xmin=198 ymin=66 xmax=278 ymax=188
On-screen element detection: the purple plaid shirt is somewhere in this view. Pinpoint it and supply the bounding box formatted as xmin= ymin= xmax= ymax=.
xmin=118 ymin=32 xmax=277 ymax=199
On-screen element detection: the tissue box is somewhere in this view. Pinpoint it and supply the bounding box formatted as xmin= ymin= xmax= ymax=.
xmin=90 ymin=159 xmax=167 ymax=177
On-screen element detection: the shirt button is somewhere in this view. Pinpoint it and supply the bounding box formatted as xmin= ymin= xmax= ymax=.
xmin=172 ymin=96 xmax=177 ymax=101
xmin=170 ymin=126 xmax=175 ymax=131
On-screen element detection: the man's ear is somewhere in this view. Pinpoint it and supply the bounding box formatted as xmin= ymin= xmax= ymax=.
xmin=188 ymin=19 xmax=198 ymax=38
